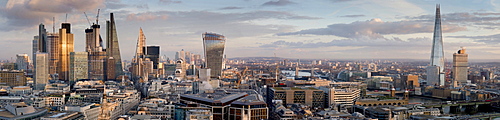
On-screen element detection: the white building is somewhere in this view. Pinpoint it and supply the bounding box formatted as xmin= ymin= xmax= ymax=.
xmin=35 ymin=53 xmax=49 ymax=90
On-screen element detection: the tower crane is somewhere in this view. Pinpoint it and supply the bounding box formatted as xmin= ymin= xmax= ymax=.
xmin=83 ymin=12 xmax=91 ymax=26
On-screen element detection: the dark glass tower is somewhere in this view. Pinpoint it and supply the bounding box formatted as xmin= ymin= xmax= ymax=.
xmin=38 ymin=23 xmax=48 ymax=53
xmin=427 ymin=4 xmax=445 ymax=86
xmin=143 ymin=46 xmax=160 ymax=69
xmin=202 ymin=32 xmax=226 ymax=78
xmin=106 ymin=13 xmax=124 ymax=80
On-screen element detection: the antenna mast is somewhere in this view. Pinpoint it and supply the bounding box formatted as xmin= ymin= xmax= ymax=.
xmin=65 ymin=13 xmax=68 ymax=22
xmin=52 ymin=17 xmax=55 ymax=33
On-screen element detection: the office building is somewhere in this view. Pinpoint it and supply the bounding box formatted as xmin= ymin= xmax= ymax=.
xmin=32 ymin=36 xmax=38 ymax=64
xmin=35 ymin=53 xmax=49 ymax=90
xmin=106 ymin=13 xmax=124 ymax=80
xmin=175 ymin=49 xmax=185 ymax=61
xmin=58 ymin=23 xmax=74 ymax=81
xmin=16 ymin=54 xmax=29 ymax=71
xmin=179 ymin=90 xmax=267 ymax=120
xmin=325 ymin=88 xmax=361 ymax=107
xmin=144 ymin=46 xmax=160 ymax=69
xmin=268 ymin=87 xmax=325 ymax=108
xmin=402 ymin=74 xmax=419 ymax=90
xmin=203 ymin=32 xmax=226 ymax=78
xmin=427 ymin=5 xmax=445 ymax=86
xmin=0 ymin=70 xmax=26 ymax=87
xmin=47 ymin=33 xmax=59 ymax=79
xmin=86 ymin=22 xmax=106 ymax=80
xmin=69 ymin=52 xmax=88 ymax=82
xmin=453 ymin=47 xmax=468 ymax=87
xmin=38 ymin=23 xmax=48 ymax=53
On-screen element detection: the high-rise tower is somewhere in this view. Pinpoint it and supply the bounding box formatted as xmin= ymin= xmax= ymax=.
xmin=38 ymin=23 xmax=48 ymax=53
xmin=58 ymin=23 xmax=74 ymax=81
xmin=426 ymin=4 xmax=445 ymax=86
xmin=35 ymin=53 xmax=49 ymax=90
xmin=47 ymin=33 xmax=59 ymax=79
xmin=452 ymin=47 xmax=468 ymax=87
xmin=86 ymin=22 xmax=106 ymax=80
xmin=106 ymin=13 xmax=124 ymax=80
xmin=132 ymin=28 xmax=147 ymax=82
xmin=202 ymin=32 xmax=226 ymax=78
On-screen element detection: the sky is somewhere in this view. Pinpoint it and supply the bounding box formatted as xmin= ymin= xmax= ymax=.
xmin=1 ymin=0 xmax=500 ymax=61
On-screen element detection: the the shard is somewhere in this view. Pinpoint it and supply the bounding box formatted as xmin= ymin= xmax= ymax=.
xmin=426 ymin=4 xmax=445 ymax=86
xmin=106 ymin=13 xmax=124 ymax=80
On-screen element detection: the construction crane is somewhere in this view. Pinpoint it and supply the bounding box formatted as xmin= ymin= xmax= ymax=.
xmin=96 ymin=9 xmax=100 ymax=24
xmin=83 ymin=12 xmax=91 ymax=26
xmin=235 ymin=67 xmax=249 ymax=88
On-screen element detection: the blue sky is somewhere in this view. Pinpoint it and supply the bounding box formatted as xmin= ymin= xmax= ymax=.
xmin=1 ymin=0 xmax=500 ymax=61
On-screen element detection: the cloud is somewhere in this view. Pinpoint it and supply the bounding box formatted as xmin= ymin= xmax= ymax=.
xmin=158 ymin=0 xmax=181 ymax=4
xmin=126 ymin=10 xmax=319 ymax=22
xmin=0 ymin=0 xmax=104 ymax=30
xmin=262 ymin=0 xmax=295 ymax=6
xmin=277 ymin=18 xmax=466 ymax=39
xmin=338 ymin=14 xmax=365 ymax=18
xmin=136 ymin=4 xmax=149 ymax=9
xmin=219 ymin=6 xmax=244 ymax=10
xmin=260 ymin=37 xmax=431 ymax=48
xmin=330 ymin=0 xmax=354 ymax=2
xmin=105 ymin=1 xmax=128 ymax=9
xmin=405 ymin=12 xmax=500 ymax=29
xmin=449 ymin=34 xmax=500 ymax=44
xmin=126 ymin=12 xmax=168 ymax=21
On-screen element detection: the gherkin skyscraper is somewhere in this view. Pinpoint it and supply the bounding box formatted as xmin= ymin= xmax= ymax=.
xmin=106 ymin=13 xmax=124 ymax=80
xmin=427 ymin=4 xmax=445 ymax=86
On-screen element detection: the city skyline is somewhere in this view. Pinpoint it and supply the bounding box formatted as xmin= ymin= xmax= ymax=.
xmin=2 ymin=0 xmax=500 ymax=61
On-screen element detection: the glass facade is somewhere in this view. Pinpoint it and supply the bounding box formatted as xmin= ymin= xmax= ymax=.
xmin=428 ymin=5 xmax=445 ymax=86
xmin=106 ymin=13 xmax=124 ymax=80
xmin=203 ymin=32 xmax=226 ymax=78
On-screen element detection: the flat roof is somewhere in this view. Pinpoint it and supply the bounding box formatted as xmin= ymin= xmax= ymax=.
xmin=272 ymin=87 xmax=319 ymax=90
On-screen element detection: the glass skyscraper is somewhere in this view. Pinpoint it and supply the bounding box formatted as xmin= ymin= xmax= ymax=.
xmin=427 ymin=4 xmax=445 ymax=86
xmin=106 ymin=13 xmax=124 ymax=80
xmin=203 ymin=32 xmax=226 ymax=78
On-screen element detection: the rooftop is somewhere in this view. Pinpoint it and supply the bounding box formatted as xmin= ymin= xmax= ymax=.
xmin=273 ymin=87 xmax=319 ymax=90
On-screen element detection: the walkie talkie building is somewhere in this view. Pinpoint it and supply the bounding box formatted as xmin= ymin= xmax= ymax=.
xmin=203 ymin=32 xmax=226 ymax=78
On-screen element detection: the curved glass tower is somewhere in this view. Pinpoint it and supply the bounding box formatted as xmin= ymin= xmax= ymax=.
xmin=203 ymin=32 xmax=226 ymax=78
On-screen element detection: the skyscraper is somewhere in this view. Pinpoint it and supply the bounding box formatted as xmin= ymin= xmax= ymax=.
xmin=38 ymin=23 xmax=48 ymax=53
xmin=16 ymin=54 xmax=29 ymax=71
xmin=144 ymin=46 xmax=160 ymax=69
xmin=202 ymin=32 xmax=226 ymax=78
xmin=47 ymin=33 xmax=59 ymax=79
xmin=86 ymin=23 xmax=106 ymax=80
xmin=453 ymin=47 xmax=468 ymax=87
xmin=426 ymin=5 xmax=445 ymax=86
xmin=106 ymin=13 xmax=124 ymax=80
xmin=132 ymin=28 xmax=147 ymax=82
xmin=32 ymin=36 xmax=38 ymax=64
xmin=35 ymin=53 xmax=49 ymax=90
xmin=175 ymin=49 xmax=185 ymax=61
xmin=58 ymin=23 xmax=74 ymax=81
